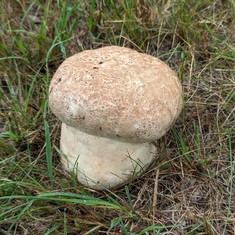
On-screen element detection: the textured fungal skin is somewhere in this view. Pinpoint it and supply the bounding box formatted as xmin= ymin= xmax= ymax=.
xmin=49 ymin=46 xmax=182 ymax=143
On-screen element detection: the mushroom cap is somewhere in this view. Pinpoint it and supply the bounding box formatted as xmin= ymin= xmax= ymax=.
xmin=49 ymin=46 xmax=182 ymax=143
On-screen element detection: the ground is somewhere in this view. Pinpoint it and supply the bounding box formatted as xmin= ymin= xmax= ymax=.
xmin=0 ymin=0 xmax=234 ymax=234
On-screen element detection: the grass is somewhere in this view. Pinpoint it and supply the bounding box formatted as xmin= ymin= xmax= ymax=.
xmin=0 ymin=0 xmax=234 ymax=234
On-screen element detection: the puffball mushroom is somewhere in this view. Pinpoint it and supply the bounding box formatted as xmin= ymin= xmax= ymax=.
xmin=49 ymin=46 xmax=183 ymax=190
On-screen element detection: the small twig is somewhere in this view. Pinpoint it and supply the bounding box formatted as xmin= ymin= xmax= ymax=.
xmin=152 ymin=168 xmax=160 ymax=225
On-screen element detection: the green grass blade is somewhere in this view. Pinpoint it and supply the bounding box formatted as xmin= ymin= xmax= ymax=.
xmin=43 ymin=100 xmax=53 ymax=185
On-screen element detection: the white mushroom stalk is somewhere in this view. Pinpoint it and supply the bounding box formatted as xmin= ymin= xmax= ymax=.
xmin=60 ymin=123 xmax=156 ymax=189
xmin=49 ymin=46 xmax=183 ymax=189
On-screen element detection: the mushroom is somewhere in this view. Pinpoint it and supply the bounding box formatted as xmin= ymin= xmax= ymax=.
xmin=49 ymin=46 xmax=182 ymax=189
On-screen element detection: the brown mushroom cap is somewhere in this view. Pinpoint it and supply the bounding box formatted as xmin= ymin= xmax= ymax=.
xmin=49 ymin=46 xmax=182 ymax=142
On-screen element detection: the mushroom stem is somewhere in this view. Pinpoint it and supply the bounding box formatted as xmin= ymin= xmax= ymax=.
xmin=60 ymin=123 xmax=157 ymax=189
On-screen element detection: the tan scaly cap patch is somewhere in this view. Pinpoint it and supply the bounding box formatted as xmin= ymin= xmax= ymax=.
xmin=49 ymin=46 xmax=183 ymax=143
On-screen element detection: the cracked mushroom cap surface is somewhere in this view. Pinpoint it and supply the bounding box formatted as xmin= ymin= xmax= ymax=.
xmin=49 ymin=46 xmax=183 ymax=142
